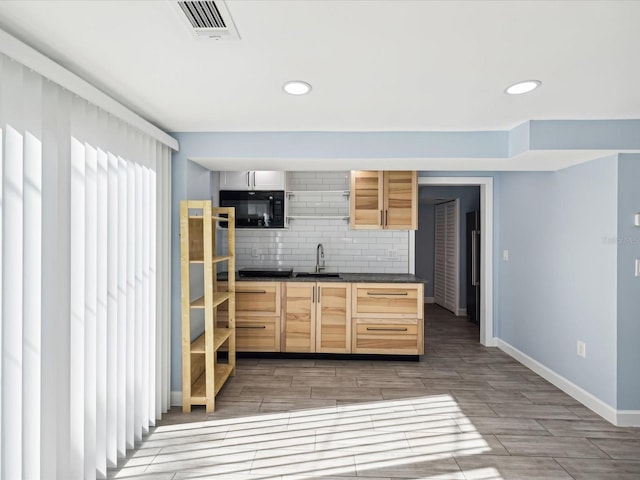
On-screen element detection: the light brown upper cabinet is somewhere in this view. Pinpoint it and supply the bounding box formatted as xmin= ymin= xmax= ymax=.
xmin=350 ymin=171 xmax=417 ymax=230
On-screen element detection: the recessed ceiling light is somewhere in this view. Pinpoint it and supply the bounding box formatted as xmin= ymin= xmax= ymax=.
xmin=505 ymin=80 xmax=541 ymax=95
xmin=283 ymin=80 xmax=312 ymax=95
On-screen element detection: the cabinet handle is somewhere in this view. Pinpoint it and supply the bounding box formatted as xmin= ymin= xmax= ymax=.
xmin=366 ymin=327 xmax=408 ymax=332
xmin=237 ymin=325 xmax=267 ymax=329
xmin=380 ymin=210 xmax=383 ymax=225
xmin=317 ymin=286 xmax=321 ymax=302
xmin=366 ymin=292 xmax=408 ymax=296
xmin=237 ymin=290 xmax=267 ymax=294
xmin=385 ymin=210 xmax=388 ymax=226
xmin=247 ymin=171 xmax=251 ymax=187
xmin=312 ymin=286 xmax=315 ymax=303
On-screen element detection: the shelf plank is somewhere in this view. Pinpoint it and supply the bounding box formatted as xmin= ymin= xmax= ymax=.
xmin=188 ymin=214 xmax=229 ymax=222
xmin=190 ymin=291 xmax=232 ymax=309
xmin=190 ymin=328 xmax=233 ymax=354
xmin=214 ymin=364 xmax=234 ymax=395
xmin=286 ymin=216 xmax=350 ymax=220
xmin=189 ymin=255 xmax=232 ymax=264
xmin=188 ymin=363 xmax=234 ymax=403
xmin=287 ymin=190 xmax=350 ymax=195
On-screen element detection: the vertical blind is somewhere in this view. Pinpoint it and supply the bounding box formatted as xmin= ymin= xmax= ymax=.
xmin=0 ymin=52 xmax=172 ymax=479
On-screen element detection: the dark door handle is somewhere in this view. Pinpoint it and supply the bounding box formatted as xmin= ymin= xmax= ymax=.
xmin=366 ymin=327 xmax=408 ymax=332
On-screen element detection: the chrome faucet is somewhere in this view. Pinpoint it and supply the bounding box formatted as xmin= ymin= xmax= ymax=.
xmin=315 ymin=243 xmax=325 ymax=273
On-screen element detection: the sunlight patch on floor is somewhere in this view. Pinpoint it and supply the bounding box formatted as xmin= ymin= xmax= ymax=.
xmin=113 ymin=395 xmax=504 ymax=479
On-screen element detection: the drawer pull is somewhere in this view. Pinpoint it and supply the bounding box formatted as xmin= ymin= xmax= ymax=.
xmin=366 ymin=327 xmax=408 ymax=332
xmin=237 ymin=325 xmax=267 ymax=329
xmin=237 ymin=290 xmax=267 ymax=294
xmin=366 ymin=292 xmax=408 ymax=296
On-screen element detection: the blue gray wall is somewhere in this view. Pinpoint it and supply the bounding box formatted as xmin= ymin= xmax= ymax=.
xmin=416 ymin=186 xmax=480 ymax=308
xmin=170 ymin=129 xmax=638 ymax=413
xmin=170 ymin=158 xmax=212 ymax=390
xmin=498 ymin=156 xmax=619 ymax=407
xmin=617 ymin=154 xmax=640 ymax=410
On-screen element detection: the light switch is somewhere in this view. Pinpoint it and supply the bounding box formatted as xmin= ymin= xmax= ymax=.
xmin=636 ymin=259 xmax=640 ymax=277
xmin=503 ymin=250 xmax=509 ymax=261
xmin=635 ymin=213 xmax=640 ymax=226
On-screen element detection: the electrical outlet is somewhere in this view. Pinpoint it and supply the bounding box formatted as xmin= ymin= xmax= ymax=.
xmin=503 ymin=249 xmax=509 ymax=261
xmin=251 ymin=247 xmax=259 ymax=257
xmin=388 ymin=249 xmax=397 ymax=259
xmin=577 ymin=340 xmax=586 ymax=358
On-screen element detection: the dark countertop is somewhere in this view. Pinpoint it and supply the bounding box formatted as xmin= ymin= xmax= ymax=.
xmin=217 ymin=272 xmax=425 ymax=284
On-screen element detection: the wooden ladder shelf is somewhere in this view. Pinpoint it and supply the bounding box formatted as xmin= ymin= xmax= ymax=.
xmin=180 ymin=201 xmax=236 ymax=412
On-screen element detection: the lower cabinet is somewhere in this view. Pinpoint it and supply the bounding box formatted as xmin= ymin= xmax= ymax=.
xmin=351 ymin=283 xmax=424 ymax=355
xmin=352 ymin=318 xmax=422 ymax=354
xmin=218 ymin=281 xmax=281 ymax=352
xmin=282 ymin=282 xmax=316 ymax=352
xmin=227 ymin=280 xmax=423 ymax=355
xmin=282 ymin=282 xmax=352 ymax=353
xmin=316 ymin=283 xmax=351 ymax=353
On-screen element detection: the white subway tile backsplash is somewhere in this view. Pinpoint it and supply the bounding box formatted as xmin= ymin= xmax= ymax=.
xmin=218 ymin=171 xmax=410 ymax=273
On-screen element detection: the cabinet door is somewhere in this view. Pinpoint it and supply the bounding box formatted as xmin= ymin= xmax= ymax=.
xmin=316 ymin=283 xmax=351 ymax=353
xmin=282 ymin=282 xmax=316 ymax=353
xmin=252 ymin=171 xmax=285 ymax=190
xmin=220 ymin=171 xmax=251 ymax=190
xmin=350 ymin=171 xmax=383 ymax=230
xmin=384 ymin=171 xmax=417 ymax=230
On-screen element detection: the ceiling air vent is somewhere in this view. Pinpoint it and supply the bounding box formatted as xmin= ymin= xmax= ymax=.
xmin=174 ymin=0 xmax=240 ymax=40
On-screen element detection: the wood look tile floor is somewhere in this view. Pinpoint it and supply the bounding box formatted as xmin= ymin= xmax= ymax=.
xmin=110 ymin=304 xmax=640 ymax=479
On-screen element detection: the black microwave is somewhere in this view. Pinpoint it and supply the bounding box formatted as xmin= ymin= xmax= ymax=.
xmin=219 ymin=190 xmax=285 ymax=228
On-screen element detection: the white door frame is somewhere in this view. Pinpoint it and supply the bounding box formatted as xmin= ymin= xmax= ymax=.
xmin=409 ymin=177 xmax=495 ymax=347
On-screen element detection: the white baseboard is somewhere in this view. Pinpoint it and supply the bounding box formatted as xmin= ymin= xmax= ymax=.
xmin=425 ymin=296 xmax=435 ymax=303
xmin=616 ymin=410 xmax=640 ymax=427
xmin=496 ymin=339 xmax=640 ymax=427
xmin=171 ymin=391 xmax=182 ymax=407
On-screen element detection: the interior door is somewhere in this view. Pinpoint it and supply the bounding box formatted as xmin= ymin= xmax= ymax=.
xmin=434 ymin=200 xmax=459 ymax=314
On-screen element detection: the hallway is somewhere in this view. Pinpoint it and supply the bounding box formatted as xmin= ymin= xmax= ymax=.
xmin=111 ymin=305 xmax=640 ymax=479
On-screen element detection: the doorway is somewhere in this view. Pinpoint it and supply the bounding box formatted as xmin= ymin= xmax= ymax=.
xmin=409 ymin=177 xmax=494 ymax=347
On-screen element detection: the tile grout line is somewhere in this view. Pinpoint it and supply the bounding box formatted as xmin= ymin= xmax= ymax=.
xmin=551 ymin=456 xmax=579 ymax=480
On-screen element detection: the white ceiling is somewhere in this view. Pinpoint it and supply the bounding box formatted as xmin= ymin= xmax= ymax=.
xmin=0 ymin=0 xmax=639 ymax=135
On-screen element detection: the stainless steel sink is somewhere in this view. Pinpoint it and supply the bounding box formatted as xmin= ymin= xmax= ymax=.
xmin=294 ymin=272 xmax=341 ymax=278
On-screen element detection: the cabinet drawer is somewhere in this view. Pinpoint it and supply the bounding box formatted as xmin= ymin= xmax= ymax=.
xmin=352 ymin=283 xmax=423 ymax=319
xmin=218 ymin=281 xmax=281 ymax=316
xmin=236 ymin=316 xmax=280 ymax=352
xmin=352 ymin=318 xmax=423 ymax=355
